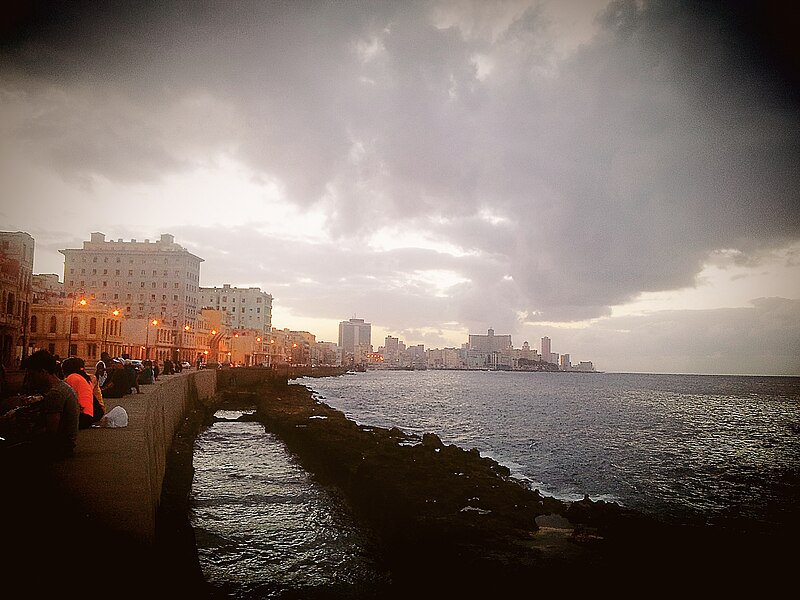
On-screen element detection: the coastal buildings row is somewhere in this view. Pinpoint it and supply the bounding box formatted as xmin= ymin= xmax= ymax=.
xmin=1 ymin=231 xmax=292 ymax=368
xmin=342 ymin=319 xmax=595 ymax=372
xmin=375 ymin=329 xmax=594 ymax=372
xmin=1 ymin=230 xmax=594 ymax=372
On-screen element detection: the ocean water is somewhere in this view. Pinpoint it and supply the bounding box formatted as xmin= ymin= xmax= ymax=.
xmin=191 ymin=371 xmax=800 ymax=596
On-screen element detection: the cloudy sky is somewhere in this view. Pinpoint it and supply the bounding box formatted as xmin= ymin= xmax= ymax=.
xmin=1 ymin=0 xmax=798 ymax=375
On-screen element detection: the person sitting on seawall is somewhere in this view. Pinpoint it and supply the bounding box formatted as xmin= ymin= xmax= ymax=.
xmin=95 ymin=350 xmax=113 ymax=387
xmin=101 ymin=360 xmax=130 ymax=399
xmin=61 ymin=357 xmax=99 ymax=429
xmin=88 ymin=364 xmax=105 ymax=421
xmin=94 ymin=359 xmax=107 ymax=389
xmin=123 ymin=359 xmax=141 ymax=394
xmin=162 ymin=358 xmax=174 ymax=375
xmin=138 ymin=360 xmax=155 ymax=385
xmin=22 ymin=350 xmax=79 ymax=458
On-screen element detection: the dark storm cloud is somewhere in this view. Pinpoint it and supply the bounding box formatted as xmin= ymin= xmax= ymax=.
xmin=2 ymin=0 xmax=798 ymax=334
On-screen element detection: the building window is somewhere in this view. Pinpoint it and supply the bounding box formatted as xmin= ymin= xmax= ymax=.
xmin=30 ymin=315 xmax=37 ymax=333
xmin=49 ymin=316 xmax=57 ymax=333
xmin=72 ymin=316 xmax=79 ymax=334
xmin=89 ymin=317 xmax=97 ymax=334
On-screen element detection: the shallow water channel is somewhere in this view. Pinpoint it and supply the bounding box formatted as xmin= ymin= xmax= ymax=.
xmin=190 ymin=409 xmax=391 ymax=599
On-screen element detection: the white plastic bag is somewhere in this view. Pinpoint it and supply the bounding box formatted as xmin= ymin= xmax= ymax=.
xmin=99 ymin=406 xmax=128 ymax=428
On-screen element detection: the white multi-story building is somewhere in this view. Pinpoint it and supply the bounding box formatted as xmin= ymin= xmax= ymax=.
xmin=426 ymin=347 xmax=462 ymax=369
xmin=380 ymin=335 xmax=404 ymax=367
xmin=338 ymin=318 xmax=371 ymax=365
xmin=469 ymin=328 xmax=513 ymax=352
xmin=60 ymin=232 xmax=203 ymax=360
xmin=541 ymin=336 xmax=551 ymax=360
xmin=198 ymin=283 xmax=273 ymax=335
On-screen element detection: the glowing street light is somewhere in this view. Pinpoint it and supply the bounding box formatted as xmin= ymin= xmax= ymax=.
xmin=180 ymin=324 xmax=191 ymax=362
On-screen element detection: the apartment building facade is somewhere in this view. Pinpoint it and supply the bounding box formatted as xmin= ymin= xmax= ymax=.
xmin=60 ymin=232 xmax=203 ymax=361
xmin=198 ymin=284 xmax=273 ymax=335
xmin=0 ymin=232 xmax=34 ymax=366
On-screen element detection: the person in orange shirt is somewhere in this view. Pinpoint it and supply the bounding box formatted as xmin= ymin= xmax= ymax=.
xmin=62 ymin=357 xmax=95 ymax=429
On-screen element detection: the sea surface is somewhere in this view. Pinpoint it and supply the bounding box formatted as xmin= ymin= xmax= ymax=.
xmin=191 ymin=370 xmax=800 ymax=597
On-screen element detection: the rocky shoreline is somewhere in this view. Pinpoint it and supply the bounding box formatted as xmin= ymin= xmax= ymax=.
xmin=162 ymin=377 xmax=792 ymax=597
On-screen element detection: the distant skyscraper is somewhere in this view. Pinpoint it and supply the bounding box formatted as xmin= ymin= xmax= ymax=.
xmin=541 ymin=336 xmax=552 ymax=363
xmin=338 ymin=318 xmax=371 ymax=357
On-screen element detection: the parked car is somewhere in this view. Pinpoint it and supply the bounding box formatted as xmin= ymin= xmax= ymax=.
xmin=180 ymin=361 xmax=191 ymax=369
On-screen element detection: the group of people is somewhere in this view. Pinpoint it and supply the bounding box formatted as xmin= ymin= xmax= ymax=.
xmin=0 ymin=350 xmax=186 ymax=460
xmin=94 ymin=352 xmax=152 ymax=399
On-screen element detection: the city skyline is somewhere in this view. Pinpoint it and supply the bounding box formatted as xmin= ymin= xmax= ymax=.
xmin=1 ymin=1 xmax=798 ymax=375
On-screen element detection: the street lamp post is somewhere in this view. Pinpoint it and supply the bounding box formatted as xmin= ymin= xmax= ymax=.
xmin=182 ymin=324 xmax=191 ymax=363
xmin=67 ymin=292 xmax=87 ymax=357
xmin=145 ymin=319 xmax=159 ymax=360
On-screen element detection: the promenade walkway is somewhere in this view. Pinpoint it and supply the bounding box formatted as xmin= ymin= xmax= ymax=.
xmin=1 ymin=369 xmax=216 ymax=597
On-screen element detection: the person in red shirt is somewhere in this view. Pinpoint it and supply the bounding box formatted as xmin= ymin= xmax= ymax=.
xmin=62 ymin=357 xmax=95 ymax=429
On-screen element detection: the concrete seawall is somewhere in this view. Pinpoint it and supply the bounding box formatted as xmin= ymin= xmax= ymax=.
xmin=53 ymin=369 xmax=217 ymax=545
